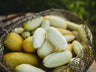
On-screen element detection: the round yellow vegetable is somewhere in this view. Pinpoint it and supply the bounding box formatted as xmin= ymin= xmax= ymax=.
xmin=4 ymin=33 xmax=23 ymax=51
xmin=4 ymin=52 xmax=39 ymax=68
xmin=23 ymin=36 xmax=36 ymax=53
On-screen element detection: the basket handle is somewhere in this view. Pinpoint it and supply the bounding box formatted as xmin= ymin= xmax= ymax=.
xmin=0 ymin=22 xmax=8 ymax=36
xmin=0 ymin=13 xmax=25 ymax=36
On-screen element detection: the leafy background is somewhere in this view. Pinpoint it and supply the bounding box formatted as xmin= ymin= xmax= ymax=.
xmin=0 ymin=0 xmax=96 ymax=33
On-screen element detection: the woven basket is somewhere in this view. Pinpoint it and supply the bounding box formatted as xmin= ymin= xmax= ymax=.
xmin=0 ymin=9 xmax=95 ymax=72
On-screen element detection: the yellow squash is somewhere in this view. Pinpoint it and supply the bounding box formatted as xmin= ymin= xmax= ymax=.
xmin=23 ymin=36 xmax=36 ymax=53
xmin=4 ymin=52 xmax=39 ymax=68
xmin=4 ymin=33 xmax=23 ymax=51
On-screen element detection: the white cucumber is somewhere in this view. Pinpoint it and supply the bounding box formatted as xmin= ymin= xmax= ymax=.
xmin=78 ymin=25 xmax=87 ymax=44
xmin=46 ymin=27 xmax=68 ymax=50
xmin=44 ymin=15 xmax=67 ymax=28
xmin=56 ymin=27 xmax=73 ymax=35
xmin=33 ymin=28 xmax=46 ymax=48
xmin=12 ymin=27 xmax=24 ymax=34
xmin=72 ymin=40 xmax=83 ymax=55
xmin=37 ymin=39 xmax=55 ymax=58
xmin=72 ymin=31 xmax=81 ymax=42
xmin=21 ymin=31 xmax=31 ymax=39
xmin=43 ymin=50 xmax=72 ymax=68
xmin=63 ymin=35 xmax=75 ymax=42
xmin=67 ymin=21 xmax=80 ymax=30
xmin=23 ymin=16 xmax=43 ymax=31
xmin=15 ymin=64 xmax=45 ymax=72
xmin=41 ymin=19 xmax=50 ymax=31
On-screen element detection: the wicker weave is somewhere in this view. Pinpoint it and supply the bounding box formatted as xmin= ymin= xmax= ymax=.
xmin=0 ymin=9 xmax=95 ymax=72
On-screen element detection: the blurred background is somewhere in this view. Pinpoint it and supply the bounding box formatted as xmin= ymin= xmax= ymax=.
xmin=0 ymin=0 xmax=96 ymax=33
